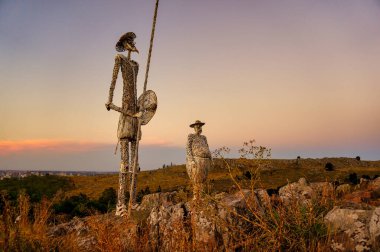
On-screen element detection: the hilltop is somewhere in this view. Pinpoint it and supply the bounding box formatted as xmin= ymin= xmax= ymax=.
xmin=1 ymin=157 xmax=380 ymax=251
xmin=65 ymin=157 xmax=380 ymax=199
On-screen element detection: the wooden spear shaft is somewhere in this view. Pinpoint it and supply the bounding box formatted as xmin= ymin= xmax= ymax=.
xmin=128 ymin=0 xmax=159 ymax=216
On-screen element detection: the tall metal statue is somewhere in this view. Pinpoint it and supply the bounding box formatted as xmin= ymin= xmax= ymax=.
xmin=106 ymin=32 xmax=157 ymax=216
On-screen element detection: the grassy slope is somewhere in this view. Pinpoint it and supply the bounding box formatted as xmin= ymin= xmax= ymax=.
xmin=0 ymin=175 xmax=73 ymax=202
xmin=66 ymin=158 xmax=380 ymax=199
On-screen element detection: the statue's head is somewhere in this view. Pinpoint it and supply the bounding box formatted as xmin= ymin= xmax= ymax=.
xmin=190 ymin=120 xmax=205 ymax=135
xmin=115 ymin=32 xmax=139 ymax=53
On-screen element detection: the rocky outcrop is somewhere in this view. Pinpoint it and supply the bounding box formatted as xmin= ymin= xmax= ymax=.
xmin=369 ymin=208 xmax=380 ymax=246
xmin=46 ymin=177 xmax=380 ymax=251
xmin=336 ymin=184 xmax=352 ymax=197
xmin=148 ymin=202 xmax=192 ymax=251
xmin=146 ymin=189 xmax=269 ymax=251
xmin=310 ymin=181 xmax=334 ymax=198
xmin=325 ymin=207 xmax=380 ymax=252
xmin=137 ymin=191 xmax=179 ymax=212
xmin=48 ymin=216 xmax=95 ymax=249
xmin=48 ymin=214 xmax=138 ymax=251
xmin=279 ymin=178 xmax=315 ymax=204
xmin=325 ymin=207 xmax=373 ymax=251
xmin=343 ymin=177 xmax=380 ymax=206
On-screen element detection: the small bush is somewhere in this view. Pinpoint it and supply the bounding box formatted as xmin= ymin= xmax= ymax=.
xmin=156 ymin=185 xmax=162 ymax=192
xmin=356 ymin=156 xmax=361 ymax=161
xmin=98 ymin=187 xmax=117 ymax=210
xmin=266 ymin=188 xmax=279 ymax=196
xmin=243 ymin=171 xmax=252 ymax=180
xmin=361 ymin=175 xmax=370 ymax=180
xmin=348 ymin=173 xmax=358 ymax=184
xmin=324 ymin=162 xmax=334 ymax=171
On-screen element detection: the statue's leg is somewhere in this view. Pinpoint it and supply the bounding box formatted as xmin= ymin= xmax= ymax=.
xmin=116 ymin=139 xmax=129 ymax=216
xmin=129 ymin=140 xmax=138 ymax=205
xmin=192 ymin=157 xmax=209 ymax=201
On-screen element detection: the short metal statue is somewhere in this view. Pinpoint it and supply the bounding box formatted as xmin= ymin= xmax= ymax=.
xmin=106 ymin=32 xmax=157 ymax=216
xmin=186 ymin=120 xmax=212 ymax=200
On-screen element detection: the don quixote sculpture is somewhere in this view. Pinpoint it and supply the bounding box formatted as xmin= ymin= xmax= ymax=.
xmin=105 ymin=1 xmax=159 ymax=217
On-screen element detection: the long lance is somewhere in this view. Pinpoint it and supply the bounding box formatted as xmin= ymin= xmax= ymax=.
xmin=128 ymin=0 xmax=159 ymax=215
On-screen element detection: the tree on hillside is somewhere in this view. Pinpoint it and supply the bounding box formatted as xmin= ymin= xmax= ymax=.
xmin=98 ymin=187 xmax=117 ymax=209
xmin=325 ymin=162 xmax=334 ymax=171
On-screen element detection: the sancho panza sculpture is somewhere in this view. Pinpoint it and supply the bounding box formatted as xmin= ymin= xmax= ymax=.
xmin=106 ymin=32 xmax=157 ymax=216
xmin=186 ymin=120 xmax=212 ymax=200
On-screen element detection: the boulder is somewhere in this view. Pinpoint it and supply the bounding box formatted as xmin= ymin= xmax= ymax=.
xmin=336 ymin=184 xmax=352 ymax=197
xmin=310 ymin=181 xmax=334 ymax=198
xmin=369 ymin=207 xmax=380 ymax=246
xmin=148 ymin=202 xmax=192 ymax=251
xmin=48 ymin=216 xmax=90 ymax=238
xmin=324 ymin=206 xmax=379 ymax=251
xmin=215 ymin=189 xmax=268 ymax=250
xmin=137 ymin=191 xmax=179 ymax=212
xmin=191 ymin=202 xmax=219 ymax=248
xmin=146 ymin=189 xmax=268 ymax=251
xmin=278 ymin=177 xmax=315 ymax=204
xmin=255 ymin=188 xmax=271 ymax=208
xmin=47 ymin=214 xmax=137 ymax=251
xmin=343 ymin=178 xmax=380 ymax=206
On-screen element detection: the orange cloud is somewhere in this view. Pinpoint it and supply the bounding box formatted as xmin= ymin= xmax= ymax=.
xmin=0 ymin=138 xmax=175 ymax=156
xmin=0 ymin=139 xmax=110 ymax=156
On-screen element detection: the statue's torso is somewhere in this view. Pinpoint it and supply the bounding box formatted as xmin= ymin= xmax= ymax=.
xmin=116 ymin=54 xmax=140 ymax=140
xmin=188 ymin=134 xmax=211 ymax=158
xmin=119 ymin=54 xmax=139 ymax=114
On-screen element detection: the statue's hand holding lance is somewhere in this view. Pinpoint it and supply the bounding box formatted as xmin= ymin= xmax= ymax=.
xmin=105 ymin=54 xmax=143 ymax=118
xmin=105 ymin=102 xmax=142 ymax=118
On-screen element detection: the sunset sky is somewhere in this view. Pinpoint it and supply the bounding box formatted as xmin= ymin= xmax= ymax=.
xmin=1 ymin=0 xmax=380 ymax=171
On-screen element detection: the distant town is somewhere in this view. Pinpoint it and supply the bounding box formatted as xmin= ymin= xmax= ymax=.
xmin=0 ymin=170 xmax=117 ymax=180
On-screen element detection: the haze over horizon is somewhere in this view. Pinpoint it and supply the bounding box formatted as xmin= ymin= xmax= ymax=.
xmin=1 ymin=0 xmax=380 ymax=171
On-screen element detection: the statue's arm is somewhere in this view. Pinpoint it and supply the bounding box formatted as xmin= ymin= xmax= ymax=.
xmin=106 ymin=55 xmax=121 ymax=110
xmin=186 ymin=134 xmax=195 ymax=163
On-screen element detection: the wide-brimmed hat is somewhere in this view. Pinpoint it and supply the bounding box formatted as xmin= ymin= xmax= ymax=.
xmin=190 ymin=120 xmax=205 ymax=128
xmin=115 ymin=32 xmax=138 ymax=52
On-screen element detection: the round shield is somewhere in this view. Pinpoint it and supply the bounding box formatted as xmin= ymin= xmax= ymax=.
xmin=137 ymin=90 xmax=158 ymax=125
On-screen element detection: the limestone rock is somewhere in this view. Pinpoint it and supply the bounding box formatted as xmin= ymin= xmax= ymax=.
xmin=310 ymin=181 xmax=334 ymax=198
xmin=324 ymin=207 xmax=376 ymax=251
xmin=343 ymin=177 xmax=380 ymax=206
xmin=137 ymin=191 xmax=179 ymax=212
xmin=191 ymin=202 xmax=218 ymax=247
xmin=146 ymin=189 xmax=268 ymax=251
xmin=48 ymin=216 xmax=90 ymax=238
xmin=215 ymin=189 xmax=267 ymax=250
xmin=336 ymin=184 xmax=352 ymax=197
xmin=369 ymin=207 xmax=380 ymax=246
xmin=279 ymin=177 xmax=314 ymax=204
xmin=148 ymin=202 xmax=192 ymax=251
xmin=48 ymin=214 xmax=138 ymax=251
xmin=255 ymin=188 xmax=271 ymax=208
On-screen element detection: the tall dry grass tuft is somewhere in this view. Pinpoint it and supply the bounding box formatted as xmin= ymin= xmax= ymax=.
xmin=0 ymin=192 xmax=61 ymax=251
xmin=210 ymin=140 xmax=335 ymax=251
xmin=87 ymin=216 xmax=139 ymax=252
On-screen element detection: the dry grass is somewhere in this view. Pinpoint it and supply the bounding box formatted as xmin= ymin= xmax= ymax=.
xmin=66 ymin=165 xmax=191 ymax=199
xmin=1 ymin=152 xmax=378 ymax=251
xmin=66 ymin=158 xmax=380 ymax=200
xmin=0 ymin=173 xmax=354 ymax=251
xmin=0 ymin=193 xmax=57 ymax=251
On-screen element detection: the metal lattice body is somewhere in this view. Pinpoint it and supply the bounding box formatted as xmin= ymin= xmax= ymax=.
xmin=107 ymin=53 xmax=140 ymax=216
xmin=186 ymin=131 xmax=212 ymax=200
